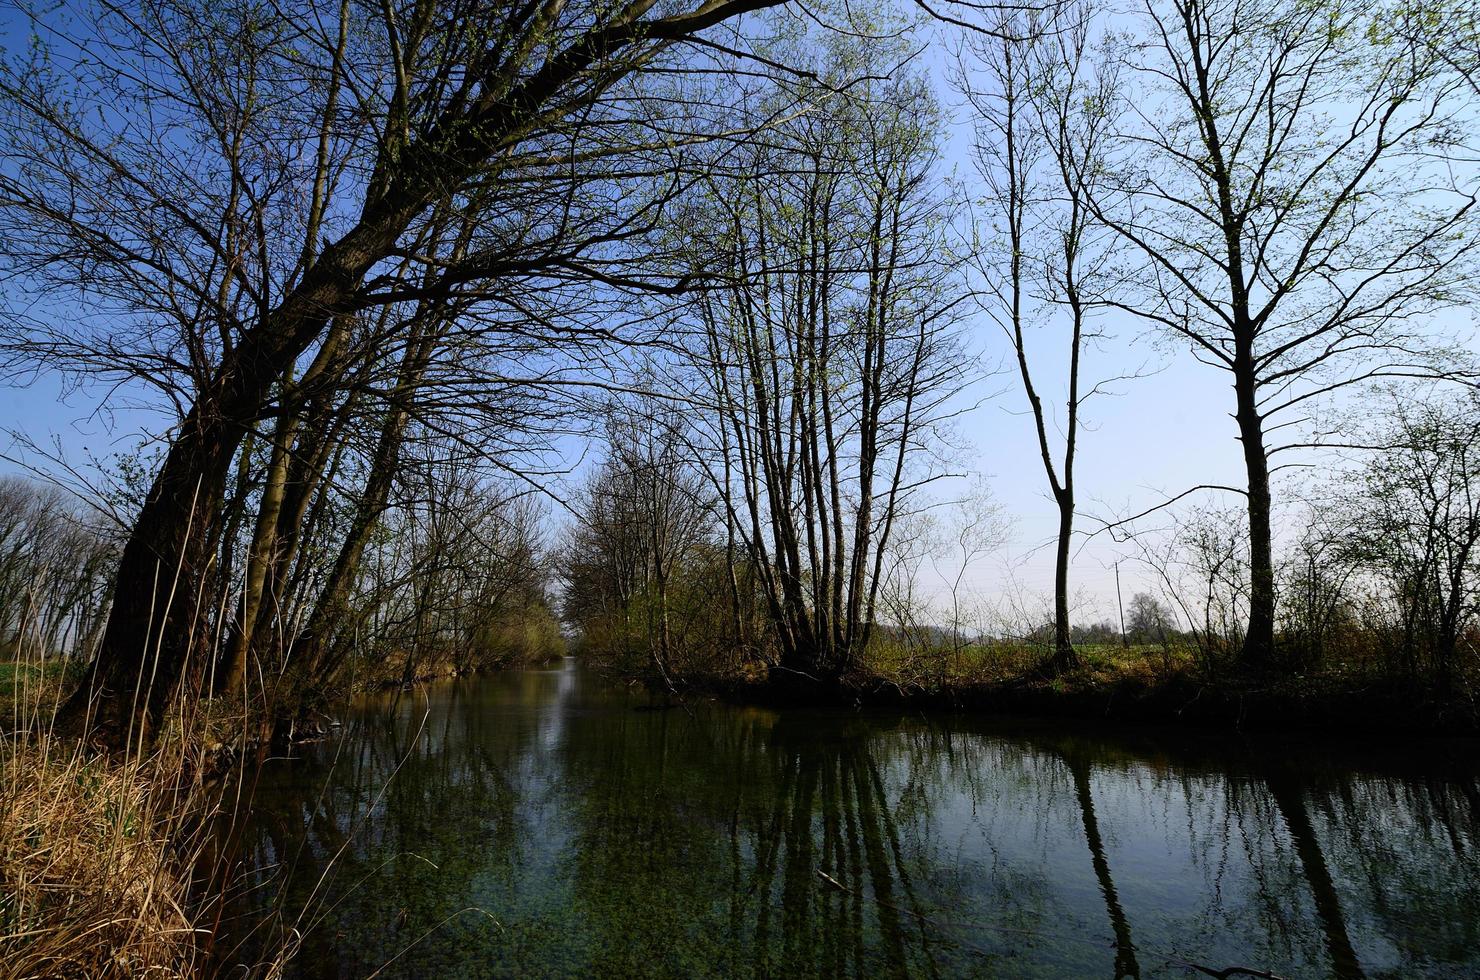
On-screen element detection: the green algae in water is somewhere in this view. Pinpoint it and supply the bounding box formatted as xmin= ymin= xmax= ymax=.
xmin=215 ymin=661 xmax=1480 ymax=978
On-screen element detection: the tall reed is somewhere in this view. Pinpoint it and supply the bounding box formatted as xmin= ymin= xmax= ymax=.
xmin=0 ymin=580 xmax=291 ymax=978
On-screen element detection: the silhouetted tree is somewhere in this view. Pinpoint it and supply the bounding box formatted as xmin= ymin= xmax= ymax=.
xmin=1093 ymin=0 xmax=1479 ymax=669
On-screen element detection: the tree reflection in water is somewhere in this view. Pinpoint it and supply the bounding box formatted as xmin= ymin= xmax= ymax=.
xmin=215 ymin=662 xmax=1480 ymax=979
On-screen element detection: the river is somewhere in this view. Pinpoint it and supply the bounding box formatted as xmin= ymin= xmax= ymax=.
xmin=213 ymin=658 xmax=1480 ymax=978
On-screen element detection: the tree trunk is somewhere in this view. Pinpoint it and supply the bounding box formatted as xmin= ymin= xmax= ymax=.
xmin=1046 ymin=493 xmax=1079 ymax=674
xmin=59 ymin=399 xmax=235 ymax=745
xmin=1236 ymin=360 xmax=1276 ymax=670
xmin=218 ymin=414 xmax=295 ymax=698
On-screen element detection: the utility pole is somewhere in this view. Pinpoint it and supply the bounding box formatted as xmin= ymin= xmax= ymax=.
xmin=1115 ymin=560 xmax=1127 ymax=649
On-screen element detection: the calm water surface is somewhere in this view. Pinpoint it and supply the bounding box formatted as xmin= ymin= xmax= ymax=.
xmin=218 ymin=659 xmax=1480 ymax=978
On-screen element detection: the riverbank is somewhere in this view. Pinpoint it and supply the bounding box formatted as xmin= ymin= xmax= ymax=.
xmin=605 ymin=646 xmax=1480 ymax=737
xmin=0 ymin=664 xmax=297 ymax=978
xmin=352 ymin=649 xmax=568 ymax=697
xmin=344 ymin=630 xmax=568 ymax=698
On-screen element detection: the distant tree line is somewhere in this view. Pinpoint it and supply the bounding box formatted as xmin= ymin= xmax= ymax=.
xmin=0 ymin=478 xmax=115 ymax=662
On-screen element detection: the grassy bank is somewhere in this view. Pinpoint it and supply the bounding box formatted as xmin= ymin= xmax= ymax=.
xmin=0 ymin=664 xmax=291 ymax=979
xmin=589 ymin=640 xmax=1480 ymax=737
xmin=0 ymin=735 xmax=208 ymax=978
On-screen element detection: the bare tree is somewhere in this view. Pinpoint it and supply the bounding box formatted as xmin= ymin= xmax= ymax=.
xmin=1091 ymin=0 xmax=1479 ymax=668
xmin=1340 ymin=391 xmax=1480 ymax=681
xmin=0 ymin=478 xmax=115 ymax=661
xmin=1124 ymin=590 xmax=1174 ymax=644
xmin=675 ymin=23 xmax=969 ymax=681
xmin=604 ymin=401 xmax=713 ymax=683
xmin=1276 ymin=512 xmax=1360 ymax=669
xmin=1129 ymin=503 xmax=1251 ymax=669
xmin=927 ymin=479 xmax=1008 ymax=680
xmin=560 ymin=406 xmax=712 ymax=683
xmin=959 ymin=0 xmax=1123 ymax=673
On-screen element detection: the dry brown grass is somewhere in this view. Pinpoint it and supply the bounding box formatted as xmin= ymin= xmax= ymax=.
xmin=3 ymin=637 xmax=217 ymax=977
xmin=0 ymin=731 xmax=208 ymax=979
xmin=0 ymin=640 xmax=290 ymax=979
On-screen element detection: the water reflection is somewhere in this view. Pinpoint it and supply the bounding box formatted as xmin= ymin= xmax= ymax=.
xmin=216 ymin=661 xmax=1480 ymax=978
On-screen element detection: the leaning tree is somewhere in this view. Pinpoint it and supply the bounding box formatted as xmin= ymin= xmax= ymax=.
xmin=0 ymin=0 xmax=792 ymax=746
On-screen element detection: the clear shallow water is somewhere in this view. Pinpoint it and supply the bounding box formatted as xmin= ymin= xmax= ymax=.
xmin=216 ymin=659 xmax=1480 ymax=978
